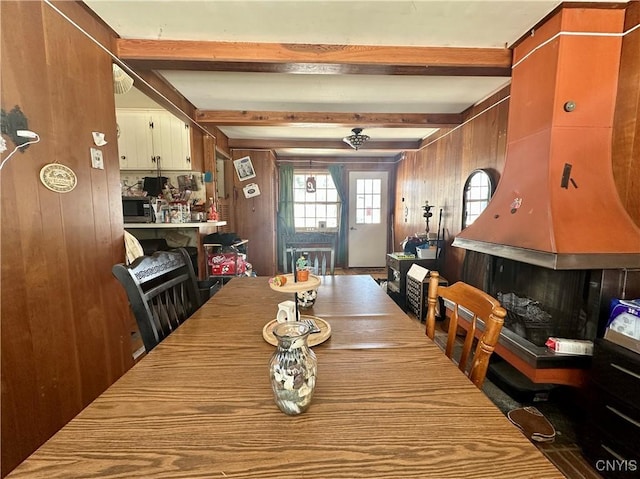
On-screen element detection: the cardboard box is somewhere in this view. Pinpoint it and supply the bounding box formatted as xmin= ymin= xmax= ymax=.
xmin=416 ymin=246 xmax=437 ymax=259
xmin=545 ymin=337 xmax=593 ymax=356
xmin=604 ymin=328 xmax=640 ymax=355
xmin=606 ymin=299 xmax=640 ymax=340
xmin=208 ymin=252 xmax=246 ymax=276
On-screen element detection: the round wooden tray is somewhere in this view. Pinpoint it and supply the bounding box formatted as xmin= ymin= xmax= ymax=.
xmin=262 ymin=315 xmax=331 ymax=347
xmin=269 ymin=274 xmax=321 ymax=293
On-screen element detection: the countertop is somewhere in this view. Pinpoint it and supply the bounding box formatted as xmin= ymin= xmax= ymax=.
xmin=124 ymin=221 xmax=227 ymax=229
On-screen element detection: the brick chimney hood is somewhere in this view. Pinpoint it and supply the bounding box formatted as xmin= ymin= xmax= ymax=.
xmin=453 ymin=6 xmax=640 ymax=270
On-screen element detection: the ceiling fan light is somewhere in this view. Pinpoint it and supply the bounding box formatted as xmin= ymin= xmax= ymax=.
xmin=343 ymin=127 xmax=370 ymax=150
xmin=113 ymin=64 xmax=134 ymax=95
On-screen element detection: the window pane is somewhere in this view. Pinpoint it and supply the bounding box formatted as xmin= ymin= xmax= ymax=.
xmin=305 ymin=204 xmax=316 ymax=217
xmin=372 ymin=209 xmax=381 ymax=223
xmin=326 ymin=190 xmax=338 ymax=202
xmin=364 ymin=195 xmax=373 ymax=208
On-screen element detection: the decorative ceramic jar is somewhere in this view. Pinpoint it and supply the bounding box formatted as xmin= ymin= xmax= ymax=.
xmin=269 ymin=322 xmax=317 ymax=415
xmin=296 ymin=289 xmax=317 ymax=309
xmin=296 ymin=269 xmax=310 ymax=282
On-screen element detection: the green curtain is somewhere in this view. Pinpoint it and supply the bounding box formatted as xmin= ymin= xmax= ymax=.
xmin=328 ymin=164 xmax=348 ymax=266
xmin=277 ymin=165 xmax=295 ymax=271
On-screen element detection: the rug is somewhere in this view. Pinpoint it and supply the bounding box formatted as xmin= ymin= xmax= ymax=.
xmin=508 ymin=406 xmax=556 ymax=443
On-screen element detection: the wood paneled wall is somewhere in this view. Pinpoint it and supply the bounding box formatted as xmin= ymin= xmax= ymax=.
xmin=230 ymin=149 xmax=278 ymax=276
xmin=394 ymin=88 xmax=510 ymax=282
xmin=3 ymin=1 xmax=135 ymax=475
xmin=612 ymin=0 xmax=640 ymax=221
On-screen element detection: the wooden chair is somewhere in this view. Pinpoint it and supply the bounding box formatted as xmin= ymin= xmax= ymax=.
xmin=425 ymin=271 xmax=507 ymax=389
xmin=113 ymin=248 xmax=202 ymax=352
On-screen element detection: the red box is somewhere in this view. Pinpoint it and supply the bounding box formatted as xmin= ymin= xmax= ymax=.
xmin=208 ymin=253 xmax=246 ymax=276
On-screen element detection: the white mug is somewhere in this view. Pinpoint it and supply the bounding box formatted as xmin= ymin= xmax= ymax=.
xmin=276 ymin=300 xmax=298 ymax=323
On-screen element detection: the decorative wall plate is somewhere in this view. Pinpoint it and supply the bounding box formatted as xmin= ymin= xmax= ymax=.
xmin=39 ymin=163 xmax=77 ymax=193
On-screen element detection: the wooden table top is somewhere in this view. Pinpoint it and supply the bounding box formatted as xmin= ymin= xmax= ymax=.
xmin=7 ymin=276 xmax=563 ymax=478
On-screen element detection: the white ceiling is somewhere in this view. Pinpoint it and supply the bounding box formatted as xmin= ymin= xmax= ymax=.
xmin=86 ymin=0 xmax=624 ymax=160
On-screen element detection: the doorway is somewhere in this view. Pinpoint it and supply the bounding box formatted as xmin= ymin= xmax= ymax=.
xmin=347 ymin=171 xmax=388 ymax=267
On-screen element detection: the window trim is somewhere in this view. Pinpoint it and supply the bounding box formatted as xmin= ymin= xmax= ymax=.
xmin=462 ymin=169 xmax=495 ymax=229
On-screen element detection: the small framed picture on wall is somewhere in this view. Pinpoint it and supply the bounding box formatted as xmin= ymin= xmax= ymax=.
xmin=233 ymin=156 xmax=256 ymax=181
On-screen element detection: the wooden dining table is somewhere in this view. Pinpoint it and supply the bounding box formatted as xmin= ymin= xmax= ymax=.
xmin=7 ymin=275 xmax=564 ymax=478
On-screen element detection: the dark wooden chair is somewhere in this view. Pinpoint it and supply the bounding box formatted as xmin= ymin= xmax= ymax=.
xmin=113 ymin=248 xmax=202 ymax=352
xmin=425 ymin=271 xmax=507 ymax=389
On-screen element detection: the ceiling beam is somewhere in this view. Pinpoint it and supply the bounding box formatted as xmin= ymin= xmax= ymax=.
xmin=116 ymin=39 xmax=512 ymax=76
xmin=276 ymin=156 xmax=399 ymax=164
xmin=124 ymin=60 xmax=510 ymax=77
xmin=228 ymin=138 xmax=421 ymax=150
xmin=196 ymin=110 xmax=462 ymax=128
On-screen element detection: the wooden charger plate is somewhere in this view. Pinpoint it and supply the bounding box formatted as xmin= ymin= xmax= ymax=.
xmin=262 ymin=315 xmax=331 ymax=347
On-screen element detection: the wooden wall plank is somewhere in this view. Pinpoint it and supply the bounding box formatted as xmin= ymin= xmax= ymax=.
xmin=1 ymin=1 xmax=133 ymax=475
xmin=394 ymin=87 xmax=510 ymax=282
xmin=231 ymin=149 xmax=278 ymax=277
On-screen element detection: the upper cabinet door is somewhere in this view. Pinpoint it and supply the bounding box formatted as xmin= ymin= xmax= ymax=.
xmin=150 ymin=112 xmax=192 ymax=171
xmin=116 ymin=110 xmax=154 ymax=170
xmin=117 ymin=109 xmax=192 ymax=171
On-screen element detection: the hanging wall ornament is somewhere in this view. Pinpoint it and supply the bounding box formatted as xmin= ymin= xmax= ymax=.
xmin=306 ymin=176 xmax=316 ymax=193
xmin=40 ymin=163 xmax=77 ymax=193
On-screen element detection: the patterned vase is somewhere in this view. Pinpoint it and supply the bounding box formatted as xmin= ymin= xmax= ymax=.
xmin=269 ymin=322 xmax=317 ymax=415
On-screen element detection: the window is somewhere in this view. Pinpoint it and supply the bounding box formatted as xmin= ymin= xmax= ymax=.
xmin=293 ymin=172 xmax=340 ymax=230
xmin=355 ymin=178 xmax=382 ymax=224
xmin=462 ymin=169 xmax=495 ymax=229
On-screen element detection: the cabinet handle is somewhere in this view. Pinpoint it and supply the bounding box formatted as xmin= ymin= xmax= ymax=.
xmin=120 ymin=156 xmax=126 ymax=160
xmin=606 ymin=405 xmax=640 ymax=429
xmin=187 ymin=156 xmax=191 ymax=163
xmin=611 ymin=362 xmax=640 ymax=380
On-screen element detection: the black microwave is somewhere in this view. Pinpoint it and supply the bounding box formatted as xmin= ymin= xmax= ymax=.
xmin=122 ymin=196 xmax=153 ymax=223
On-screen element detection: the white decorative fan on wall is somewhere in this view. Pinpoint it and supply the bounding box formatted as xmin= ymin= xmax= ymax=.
xmin=112 ymin=64 xmax=134 ymax=95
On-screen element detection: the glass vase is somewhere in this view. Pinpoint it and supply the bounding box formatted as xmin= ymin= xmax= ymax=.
xmin=269 ymin=322 xmax=317 ymax=415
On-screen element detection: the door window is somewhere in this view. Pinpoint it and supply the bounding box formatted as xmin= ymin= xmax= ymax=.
xmin=355 ymin=178 xmax=382 ymax=224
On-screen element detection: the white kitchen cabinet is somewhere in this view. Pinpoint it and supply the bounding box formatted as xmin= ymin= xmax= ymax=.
xmin=117 ymin=109 xmax=192 ymax=171
xmin=151 ymin=113 xmax=191 ymax=171
xmin=116 ymin=110 xmax=155 ymax=170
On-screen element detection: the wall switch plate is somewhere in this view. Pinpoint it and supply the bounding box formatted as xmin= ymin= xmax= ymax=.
xmin=90 ymin=148 xmax=104 ymax=170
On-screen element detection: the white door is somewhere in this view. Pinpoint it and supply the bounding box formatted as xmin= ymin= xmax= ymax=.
xmin=348 ymin=171 xmax=388 ymax=267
